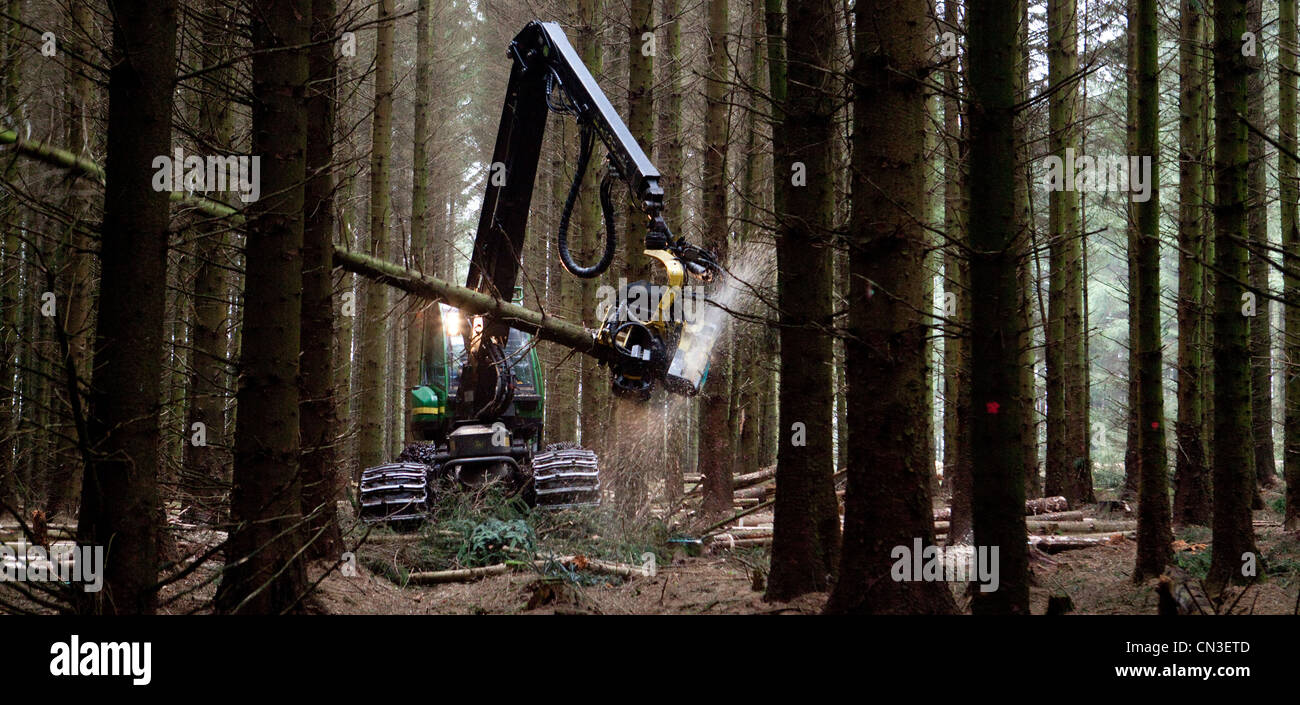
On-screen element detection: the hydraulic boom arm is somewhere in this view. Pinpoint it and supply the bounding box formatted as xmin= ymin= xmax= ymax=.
xmin=458 ymin=20 xmax=722 ymax=414
xmin=466 ymin=20 xmax=716 ymax=305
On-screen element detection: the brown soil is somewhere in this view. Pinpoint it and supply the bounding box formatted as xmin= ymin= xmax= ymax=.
xmin=308 ymin=554 xmax=825 ymax=615
xmin=17 ymin=492 xmax=1297 ymax=615
xmin=293 ymin=490 xmax=1300 ymax=615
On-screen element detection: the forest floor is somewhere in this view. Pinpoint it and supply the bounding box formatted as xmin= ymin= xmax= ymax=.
xmin=6 ymin=489 xmax=1297 ymax=615
xmin=290 ymin=486 xmax=1300 ymax=615
xmin=294 ymin=486 xmax=1300 ymax=615
xmin=1024 ymin=487 xmax=1300 ymax=615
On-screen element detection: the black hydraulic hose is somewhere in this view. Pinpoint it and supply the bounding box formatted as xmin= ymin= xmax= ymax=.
xmin=474 ymin=341 xmax=514 ymax=421
xmin=557 ymin=124 xmax=617 ymax=278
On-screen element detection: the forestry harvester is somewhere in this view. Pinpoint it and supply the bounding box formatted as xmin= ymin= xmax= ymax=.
xmin=358 ymin=20 xmax=723 ymax=525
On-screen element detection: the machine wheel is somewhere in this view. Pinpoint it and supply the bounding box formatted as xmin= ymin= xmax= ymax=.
xmin=530 ymin=443 xmax=600 ymax=509
xmin=358 ymin=462 xmax=432 ymax=528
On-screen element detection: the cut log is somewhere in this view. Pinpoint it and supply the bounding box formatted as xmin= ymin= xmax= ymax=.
xmin=710 ymin=526 xmax=773 ymax=537
xmin=734 ymin=484 xmax=774 ymax=500
xmin=696 ymin=499 xmax=778 ymax=536
xmin=333 ymin=248 xmax=616 ymax=365
xmin=708 ymin=536 xmax=773 ymax=551
xmin=1027 ymin=520 xmax=1135 ymax=534
xmin=732 ymin=466 xmax=776 ymax=489
xmin=1021 ymin=510 xmax=1084 ymax=522
xmin=406 ymin=564 xmax=512 ymax=584
xmin=1025 ymin=496 xmax=1070 ymax=515
xmin=538 ymin=555 xmax=648 ymax=578
xmin=406 ymin=554 xmax=650 ymax=585
xmin=935 ymin=496 xmax=1068 ymax=521
xmin=1028 ymin=532 xmax=1133 ymax=554
xmin=563 ymin=557 xmax=646 ymax=578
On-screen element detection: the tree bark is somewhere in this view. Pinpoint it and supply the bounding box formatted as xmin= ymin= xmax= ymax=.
xmin=1208 ymin=0 xmax=1261 ymax=594
xmin=406 ymin=0 xmax=435 ymax=448
xmin=1014 ymin=0 xmax=1038 ymax=500
xmin=1283 ymin=0 xmax=1300 ymax=531
xmin=0 ymin=0 xmax=24 ymax=510
xmin=764 ymin=0 xmax=842 ymax=602
xmin=215 ymin=0 xmax=311 ymax=614
xmin=1133 ymin=0 xmax=1171 ymax=582
xmin=1122 ymin=0 xmax=1141 ymax=502
xmin=47 ymin=0 xmax=96 ymax=517
xmin=75 ymin=0 xmax=178 ymax=615
xmin=942 ymin=0 xmax=973 ymax=545
xmin=825 ymin=0 xmax=955 ymax=614
xmin=1247 ymin=0 xmax=1275 ymax=500
xmin=608 ymin=0 xmax=659 ymax=516
xmin=183 ymin=0 xmax=234 ymax=515
xmin=300 ymin=0 xmax=343 ymax=561
xmin=576 ymin=0 xmax=608 ymax=452
xmin=1174 ymin=0 xmax=1212 ymax=528
xmin=967 ymin=0 xmax=1030 ymax=614
xmin=1045 ymin=0 xmax=1090 ymax=507
xmin=698 ymin=0 xmax=733 ymax=522
xmin=357 ymin=0 xmax=395 ymax=475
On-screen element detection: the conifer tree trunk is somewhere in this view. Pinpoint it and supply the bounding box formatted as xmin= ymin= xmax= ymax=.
xmin=1175 ymin=0 xmax=1212 ymax=528
xmin=184 ymin=0 xmax=234 ymax=514
xmin=48 ymin=0 xmax=96 ymax=517
xmin=300 ymin=0 xmax=343 ymax=560
xmin=1246 ymin=0 xmax=1275 ymax=500
xmin=1014 ymin=0 xmax=1038 ymax=499
xmin=825 ymin=0 xmax=955 ymax=614
xmin=699 ymin=0 xmax=733 ymax=521
xmin=607 ymin=0 xmax=659 ymax=516
xmin=1201 ymin=13 xmax=1217 ymax=480
xmin=576 ymin=0 xmax=607 ymax=452
xmin=357 ymin=0 xmax=395 ymax=474
xmin=406 ymin=0 xmax=435 ymax=446
xmin=1123 ymin=0 xmax=1141 ymax=501
xmin=1208 ymin=0 xmax=1261 ymax=593
xmin=967 ymin=0 xmax=1029 ymax=614
xmin=765 ymin=0 xmax=842 ymax=601
xmin=1045 ymin=0 xmax=1089 ymax=506
xmin=216 ymin=0 xmax=311 ymax=614
xmin=0 ymin=0 xmax=20 ymax=508
xmin=1133 ymin=0 xmax=1171 ymax=581
xmin=942 ymin=0 xmax=973 ymax=544
xmin=1283 ymin=0 xmax=1300 ymax=531
xmin=75 ymin=0 xmax=178 ymax=615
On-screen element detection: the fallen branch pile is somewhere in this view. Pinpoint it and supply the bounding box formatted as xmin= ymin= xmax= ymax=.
xmin=405 ymin=554 xmax=648 ymax=585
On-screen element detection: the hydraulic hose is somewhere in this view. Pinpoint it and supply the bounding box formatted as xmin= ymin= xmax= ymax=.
xmin=474 ymin=341 xmax=515 ymax=421
xmin=557 ymin=123 xmax=617 ymax=278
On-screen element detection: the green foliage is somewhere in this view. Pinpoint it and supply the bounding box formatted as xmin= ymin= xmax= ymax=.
xmin=1263 ymin=535 xmax=1300 ymax=586
xmin=1092 ymin=464 xmax=1124 ymax=490
xmin=530 ymin=504 xmax=671 ymax=567
xmin=1269 ymin=495 xmax=1286 ymax=514
xmin=456 ymin=518 xmax=535 ymax=566
xmin=1173 ymin=547 xmax=1212 ymax=580
xmin=360 ymin=554 xmax=409 ymax=586
xmin=1176 ymin=524 xmax=1212 ymax=544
